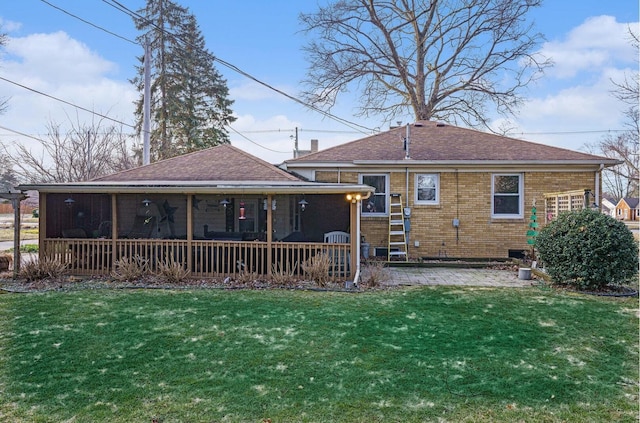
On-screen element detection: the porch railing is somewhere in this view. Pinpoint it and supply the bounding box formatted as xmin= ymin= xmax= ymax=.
xmin=42 ymin=238 xmax=351 ymax=281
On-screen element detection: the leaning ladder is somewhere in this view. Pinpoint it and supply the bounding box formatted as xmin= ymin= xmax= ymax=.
xmin=388 ymin=193 xmax=408 ymax=261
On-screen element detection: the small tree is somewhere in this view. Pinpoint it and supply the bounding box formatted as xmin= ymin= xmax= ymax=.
xmin=536 ymin=208 xmax=638 ymax=290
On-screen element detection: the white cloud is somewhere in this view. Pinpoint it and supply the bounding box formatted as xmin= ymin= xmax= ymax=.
xmin=0 ymin=31 xmax=137 ymax=162
xmin=0 ymin=18 xmax=21 ymax=33
xmin=541 ymin=15 xmax=638 ymax=79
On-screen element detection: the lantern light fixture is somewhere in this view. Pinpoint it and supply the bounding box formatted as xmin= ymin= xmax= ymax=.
xmin=298 ymin=198 xmax=308 ymax=211
xmin=64 ymin=197 xmax=75 ymax=208
xmin=142 ymin=198 xmax=152 ymax=207
xmin=220 ymin=199 xmax=230 ymax=208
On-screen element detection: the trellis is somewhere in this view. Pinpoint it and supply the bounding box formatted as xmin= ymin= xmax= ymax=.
xmin=543 ymin=189 xmax=594 ymax=223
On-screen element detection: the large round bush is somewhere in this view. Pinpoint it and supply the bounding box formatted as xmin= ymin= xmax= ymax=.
xmin=536 ymin=208 xmax=638 ymax=290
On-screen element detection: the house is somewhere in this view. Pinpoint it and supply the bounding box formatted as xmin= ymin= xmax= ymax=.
xmin=17 ymin=144 xmax=374 ymax=280
xmin=615 ymin=197 xmax=640 ymax=221
xmin=601 ymin=195 xmax=618 ymax=218
xmin=282 ymin=121 xmax=620 ymax=259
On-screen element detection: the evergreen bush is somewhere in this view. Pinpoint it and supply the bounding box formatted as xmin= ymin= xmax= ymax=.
xmin=536 ymin=208 xmax=638 ymax=290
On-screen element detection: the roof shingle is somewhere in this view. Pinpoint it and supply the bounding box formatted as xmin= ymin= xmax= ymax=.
xmin=94 ymin=144 xmax=301 ymax=182
xmin=286 ymin=121 xmax=615 ymax=163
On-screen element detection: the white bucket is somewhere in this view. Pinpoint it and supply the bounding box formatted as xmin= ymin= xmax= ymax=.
xmin=518 ymin=268 xmax=532 ymax=280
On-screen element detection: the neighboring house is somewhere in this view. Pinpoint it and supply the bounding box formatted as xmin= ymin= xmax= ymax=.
xmin=601 ymin=195 xmax=617 ymax=218
xmin=18 ymin=145 xmax=374 ymax=280
xmin=615 ymin=197 xmax=640 ymax=221
xmin=282 ymin=120 xmax=620 ymax=259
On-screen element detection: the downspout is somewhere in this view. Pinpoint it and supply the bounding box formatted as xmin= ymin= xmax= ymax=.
xmin=595 ymin=164 xmax=603 ymax=207
xmin=352 ymin=192 xmax=371 ymax=286
xmin=353 ymin=199 xmax=362 ymax=286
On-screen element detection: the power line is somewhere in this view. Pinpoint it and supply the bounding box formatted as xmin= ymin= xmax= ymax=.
xmin=0 ymin=75 xmax=136 ymax=130
xmin=227 ymin=126 xmax=290 ymax=154
xmin=99 ymin=0 xmax=375 ymax=134
xmin=0 ymin=125 xmax=49 ymax=144
xmin=39 ymin=0 xmax=138 ymax=45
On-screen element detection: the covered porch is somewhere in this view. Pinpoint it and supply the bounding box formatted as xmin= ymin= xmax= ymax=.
xmin=32 ymin=184 xmax=373 ymax=281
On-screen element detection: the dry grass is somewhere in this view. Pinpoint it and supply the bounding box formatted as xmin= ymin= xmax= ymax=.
xmin=111 ymin=255 xmax=149 ymax=282
xmin=302 ymin=253 xmax=331 ymax=287
xmin=19 ymin=256 xmax=66 ymax=281
xmin=156 ymin=258 xmax=191 ymax=284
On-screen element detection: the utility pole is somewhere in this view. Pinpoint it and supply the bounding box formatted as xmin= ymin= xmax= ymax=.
xmin=292 ymin=127 xmax=299 ymax=158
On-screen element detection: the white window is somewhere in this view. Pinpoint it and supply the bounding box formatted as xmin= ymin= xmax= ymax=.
xmin=491 ymin=174 xmax=523 ymax=218
xmin=360 ymin=174 xmax=388 ymax=215
xmin=415 ymin=174 xmax=439 ymax=205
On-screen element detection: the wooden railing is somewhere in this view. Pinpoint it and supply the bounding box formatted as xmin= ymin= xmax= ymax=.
xmin=42 ymin=238 xmax=351 ymax=280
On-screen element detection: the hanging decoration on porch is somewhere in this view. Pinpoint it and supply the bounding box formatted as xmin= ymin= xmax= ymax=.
xmin=239 ymin=201 xmax=246 ymax=220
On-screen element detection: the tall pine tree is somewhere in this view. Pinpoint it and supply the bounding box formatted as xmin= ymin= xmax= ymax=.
xmin=132 ymin=0 xmax=235 ymax=162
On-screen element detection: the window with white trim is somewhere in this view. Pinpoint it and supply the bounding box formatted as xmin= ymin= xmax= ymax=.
xmin=415 ymin=174 xmax=439 ymax=205
xmin=491 ymin=174 xmax=523 ymax=218
xmin=360 ymin=174 xmax=388 ymax=215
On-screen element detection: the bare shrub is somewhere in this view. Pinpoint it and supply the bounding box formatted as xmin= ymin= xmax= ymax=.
xmin=360 ymin=260 xmax=390 ymax=287
xmin=302 ymin=253 xmax=331 ymax=287
xmin=271 ymin=262 xmax=298 ymax=286
xmin=233 ymin=271 xmax=261 ymax=285
xmin=111 ymin=255 xmax=149 ymax=282
xmin=0 ymin=253 xmax=11 ymax=271
xmin=20 ymin=257 xmax=66 ymax=281
xmin=156 ymin=258 xmax=191 ymax=284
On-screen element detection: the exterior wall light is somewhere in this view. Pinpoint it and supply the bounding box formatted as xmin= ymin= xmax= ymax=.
xmin=346 ymin=193 xmax=362 ymax=203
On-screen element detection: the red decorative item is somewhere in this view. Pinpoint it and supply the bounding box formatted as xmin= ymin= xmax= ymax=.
xmin=239 ymin=202 xmax=246 ymax=220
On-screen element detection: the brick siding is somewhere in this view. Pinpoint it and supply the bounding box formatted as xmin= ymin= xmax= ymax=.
xmin=316 ymin=169 xmax=596 ymax=259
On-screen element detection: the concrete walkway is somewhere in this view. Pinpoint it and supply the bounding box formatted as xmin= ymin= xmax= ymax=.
xmin=385 ymin=267 xmax=535 ymax=287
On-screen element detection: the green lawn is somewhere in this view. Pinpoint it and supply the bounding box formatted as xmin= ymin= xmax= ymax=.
xmin=0 ymin=286 xmax=637 ymax=422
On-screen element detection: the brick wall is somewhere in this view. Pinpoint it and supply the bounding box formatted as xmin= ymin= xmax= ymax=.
xmin=317 ymin=168 xmax=596 ymax=258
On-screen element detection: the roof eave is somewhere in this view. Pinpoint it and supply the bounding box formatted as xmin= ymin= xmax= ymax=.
xmin=17 ymin=181 xmax=375 ymax=195
xmin=285 ymin=159 xmax=622 ymax=168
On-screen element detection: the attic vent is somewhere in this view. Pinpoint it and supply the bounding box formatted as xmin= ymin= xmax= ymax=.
xmin=414 ymin=122 xmax=423 ymax=127
xmin=436 ymin=121 xmax=446 ymax=127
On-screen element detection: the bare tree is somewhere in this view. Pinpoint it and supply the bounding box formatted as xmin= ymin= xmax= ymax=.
xmin=299 ymin=0 xmax=551 ymax=128
xmin=3 ymin=116 xmax=137 ymax=184
xmin=589 ymin=27 xmax=639 ymax=199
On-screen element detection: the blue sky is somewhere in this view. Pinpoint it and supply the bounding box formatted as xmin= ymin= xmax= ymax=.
xmin=0 ymin=0 xmax=638 ymax=164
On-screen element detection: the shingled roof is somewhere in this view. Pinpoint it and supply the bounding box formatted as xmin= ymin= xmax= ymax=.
xmin=285 ymin=121 xmax=618 ymax=164
xmin=94 ymin=144 xmax=300 ymax=182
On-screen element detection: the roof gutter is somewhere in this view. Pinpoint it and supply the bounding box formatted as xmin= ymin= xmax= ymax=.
xmin=17 ymin=181 xmax=376 ymax=196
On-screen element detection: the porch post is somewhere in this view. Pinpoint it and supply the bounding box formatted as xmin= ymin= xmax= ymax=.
xmin=39 ymin=192 xmax=46 ymax=267
xmin=11 ymin=195 xmax=22 ymax=279
xmin=266 ymin=194 xmax=273 ymax=276
xmin=349 ymin=199 xmax=358 ymax=279
xmin=111 ymin=194 xmax=117 ymax=269
xmin=186 ymin=194 xmax=193 ymax=271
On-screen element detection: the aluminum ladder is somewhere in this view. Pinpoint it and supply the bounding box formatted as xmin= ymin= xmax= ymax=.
xmin=388 ymin=193 xmax=408 ymax=261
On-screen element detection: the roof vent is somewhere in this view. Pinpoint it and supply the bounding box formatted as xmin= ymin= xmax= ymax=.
xmin=414 ymin=122 xmax=423 ymax=127
xmin=436 ymin=121 xmax=446 ymax=127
